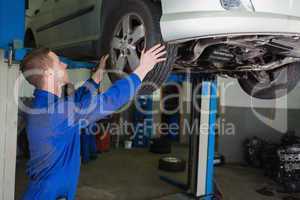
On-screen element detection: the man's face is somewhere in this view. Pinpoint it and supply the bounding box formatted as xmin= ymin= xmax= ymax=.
xmin=48 ymin=51 xmax=69 ymax=85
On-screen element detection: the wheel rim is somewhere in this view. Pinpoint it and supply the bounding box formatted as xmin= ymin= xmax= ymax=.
xmin=110 ymin=13 xmax=146 ymax=77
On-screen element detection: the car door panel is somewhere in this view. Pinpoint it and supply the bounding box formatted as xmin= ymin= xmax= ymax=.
xmin=50 ymin=0 xmax=101 ymax=49
xmin=31 ymin=0 xmax=55 ymax=47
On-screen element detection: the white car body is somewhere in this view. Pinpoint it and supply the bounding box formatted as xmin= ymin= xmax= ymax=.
xmin=160 ymin=0 xmax=300 ymax=43
xmin=28 ymin=0 xmax=300 ymax=49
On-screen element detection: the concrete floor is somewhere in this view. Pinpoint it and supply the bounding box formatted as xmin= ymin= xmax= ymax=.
xmin=15 ymin=146 xmax=300 ymax=200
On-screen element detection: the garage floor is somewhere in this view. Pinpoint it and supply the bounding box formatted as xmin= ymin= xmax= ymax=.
xmin=15 ymin=145 xmax=300 ymax=200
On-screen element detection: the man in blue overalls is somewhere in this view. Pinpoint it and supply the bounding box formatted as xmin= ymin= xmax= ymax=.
xmin=20 ymin=44 xmax=166 ymax=200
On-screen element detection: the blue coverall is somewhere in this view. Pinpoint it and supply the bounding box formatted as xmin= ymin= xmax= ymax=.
xmin=21 ymin=73 xmax=141 ymax=200
xmin=81 ymin=124 xmax=98 ymax=163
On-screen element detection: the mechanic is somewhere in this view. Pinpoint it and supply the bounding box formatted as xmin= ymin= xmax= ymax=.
xmin=20 ymin=44 xmax=166 ymax=200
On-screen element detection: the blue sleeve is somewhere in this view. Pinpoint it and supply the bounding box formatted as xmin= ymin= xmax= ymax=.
xmin=73 ymin=79 xmax=100 ymax=103
xmin=74 ymin=73 xmax=141 ymax=124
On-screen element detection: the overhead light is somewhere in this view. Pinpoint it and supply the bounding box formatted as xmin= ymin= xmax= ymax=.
xmin=220 ymin=0 xmax=255 ymax=12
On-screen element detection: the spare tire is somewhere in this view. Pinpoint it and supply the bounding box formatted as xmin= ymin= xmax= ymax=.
xmin=101 ymin=0 xmax=177 ymax=95
xmin=158 ymin=157 xmax=186 ymax=172
xmin=238 ymin=62 xmax=300 ymax=99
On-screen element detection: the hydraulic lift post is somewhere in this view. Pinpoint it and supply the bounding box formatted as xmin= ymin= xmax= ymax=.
xmin=187 ymin=74 xmax=218 ymax=199
xmin=159 ymin=73 xmax=218 ymax=200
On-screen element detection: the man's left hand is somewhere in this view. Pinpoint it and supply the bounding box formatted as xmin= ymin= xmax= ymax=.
xmin=91 ymin=55 xmax=109 ymax=84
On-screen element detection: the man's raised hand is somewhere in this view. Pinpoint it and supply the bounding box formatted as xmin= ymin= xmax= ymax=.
xmin=134 ymin=44 xmax=167 ymax=80
xmin=92 ymin=55 xmax=109 ymax=84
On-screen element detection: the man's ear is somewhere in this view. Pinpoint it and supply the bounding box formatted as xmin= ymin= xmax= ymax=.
xmin=44 ymin=68 xmax=54 ymax=76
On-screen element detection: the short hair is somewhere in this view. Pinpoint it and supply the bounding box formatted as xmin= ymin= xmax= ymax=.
xmin=20 ymin=48 xmax=53 ymax=87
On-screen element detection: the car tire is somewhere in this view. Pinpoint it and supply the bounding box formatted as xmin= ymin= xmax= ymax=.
xmin=101 ymin=0 xmax=177 ymax=95
xmin=149 ymin=137 xmax=171 ymax=154
xmin=238 ymin=62 xmax=300 ymax=99
xmin=158 ymin=157 xmax=186 ymax=172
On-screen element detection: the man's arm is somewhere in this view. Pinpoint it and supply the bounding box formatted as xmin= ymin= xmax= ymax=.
xmin=74 ymin=73 xmax=141 ymax=124
xmin=73 ymin=79 xmax=99 ymax=103
xmin=73 ymin=55 xmax=109 ymax=103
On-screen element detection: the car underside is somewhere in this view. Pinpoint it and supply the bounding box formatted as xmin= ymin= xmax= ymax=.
xmin=175 ymin=35 xmax=300 ymax=76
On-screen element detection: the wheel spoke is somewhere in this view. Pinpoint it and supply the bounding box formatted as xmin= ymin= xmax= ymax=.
xmin=130 ymin=25 xmax=145 ymax=44
xmin=115 ymin=55 xmax=127 ymax=70
xmin=122 ymin=15 xmax=131 ymax=35
xmin=127 ymin=49 xmax=140 ymax=70
xmin=111 ymin=37 xmax=122 ymax=50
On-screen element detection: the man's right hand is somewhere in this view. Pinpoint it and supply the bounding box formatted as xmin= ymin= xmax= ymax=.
xmin=134 ymin=44 xmax=167 ymax=80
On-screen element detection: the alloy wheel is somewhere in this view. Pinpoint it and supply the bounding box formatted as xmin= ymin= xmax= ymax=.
xmin=110 ymin=13 xmax=146 ymax=77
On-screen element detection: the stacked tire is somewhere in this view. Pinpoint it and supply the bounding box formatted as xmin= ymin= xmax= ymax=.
xmin=158 ymin=157 xmax=186 ymax=172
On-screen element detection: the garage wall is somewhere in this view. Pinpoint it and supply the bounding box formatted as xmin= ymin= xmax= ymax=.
xmin=218 ymin=77 xmax=300 ymax=163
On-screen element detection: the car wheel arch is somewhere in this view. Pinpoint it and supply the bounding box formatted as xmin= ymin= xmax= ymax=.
xmin=100 ymin=0 xmax=162 ymax=29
